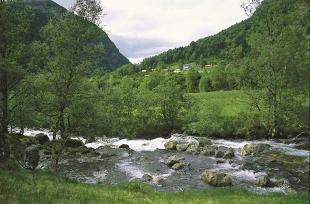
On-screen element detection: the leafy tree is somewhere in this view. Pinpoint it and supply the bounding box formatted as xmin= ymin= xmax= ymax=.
xmin=0 ymin=0 xmax=34 ymax=161
xmin=244 ymin=0 xmax=309 ymax=137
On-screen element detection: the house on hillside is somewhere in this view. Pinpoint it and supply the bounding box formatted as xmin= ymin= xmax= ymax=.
xmin=174 ymin=69 xmax=181 ymax=73
xmin=142 ymin=70 xmax=147 ymax=73
xmin=183 ymin=64 xmax=190 ymax=70
xmin=204 ymin=64 xmax=213 ymax=69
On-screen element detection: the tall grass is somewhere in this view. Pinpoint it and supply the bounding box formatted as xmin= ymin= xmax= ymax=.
xmin=0 ymin=167 xmax=308 ymax=204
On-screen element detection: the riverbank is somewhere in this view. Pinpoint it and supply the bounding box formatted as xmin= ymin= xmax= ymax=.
xmin=0 ymin=163 xmax=308 ymax=204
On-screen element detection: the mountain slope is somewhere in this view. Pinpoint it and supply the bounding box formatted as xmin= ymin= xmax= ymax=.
xmin=25 ymin=0 xmax=130 ymax=71
xmin=141 ymin=0 xmax=309 ymax=69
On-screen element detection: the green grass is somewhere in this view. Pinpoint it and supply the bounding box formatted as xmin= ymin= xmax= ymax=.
xmin=186 ymin=90 xmax=253 ymax=117
xmin=0 ymin=165 xmax=308 ymax=204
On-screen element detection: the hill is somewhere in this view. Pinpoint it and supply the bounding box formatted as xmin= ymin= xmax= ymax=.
xmin=25 ymin=0 xmax=130 ymax=71
xmin=141 ymin=0 xmax=309 ymax=69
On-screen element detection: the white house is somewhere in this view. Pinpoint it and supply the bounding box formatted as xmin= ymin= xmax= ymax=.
xmin=183 ymin=64 xmax=190 ymax=70
xmin=142 ymin=70 xmax=147 ymax=73
xmin=174 ymin=69 xmax=182 ymax=73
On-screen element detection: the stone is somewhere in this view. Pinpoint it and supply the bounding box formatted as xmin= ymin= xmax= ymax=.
xmin=255 ymin=175 xmax=273 ymax=187
xmin=164 ymin=155 xmax=184 ymax=167
xmin=241 ymin=144 xmax=271 ymax=156
xmin=35 ymin=133 xmax=50 ymax=145
xmin=164 ymin=140 xmax=178 ymax=150
xmin=201 ymin=170 xmax=232 ymax=187
xmin=119 ymin=144 xmax=130 ymax=150
xmin=171 ymin=161 xmax=187 ymax=170
xmin=197 ymin=137 xmax=212 ymax=147
xmin=176 ymin=143 xmax=189 ymax=152
xmin=186 ymin=144 xmax=200 ymax=154
xmin=215 ymin=150 xmax=225 ymax=158
xmin=202 ymin=145 xmax=216 ymax=156
xmin=223 ymin=148 xmax=235 ymax=159
xmin=142 ymin=174 xmax=153 ymax=182
xmin=64 ymin=139 xmax=84 ymax=148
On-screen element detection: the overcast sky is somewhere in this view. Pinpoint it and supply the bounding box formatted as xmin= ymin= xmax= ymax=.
xmin=53 ymin=0 xmax=248 ymax=63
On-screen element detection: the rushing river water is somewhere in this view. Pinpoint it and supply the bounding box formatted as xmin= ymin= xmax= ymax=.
xmin=19 ymin=129 xmax=310 ymax=193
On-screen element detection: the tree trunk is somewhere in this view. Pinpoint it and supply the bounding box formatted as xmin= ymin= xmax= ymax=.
xmin=59 ymin=105 xmax=65 ymax=139
xmin=0 ymin=70 xmax=10 ymax=161
xmin=270 ymin=91 xmax=279 ymax=138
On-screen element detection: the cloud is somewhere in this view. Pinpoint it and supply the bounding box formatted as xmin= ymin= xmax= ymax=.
xmin=53 ymin=0 xmax=248 ymax=63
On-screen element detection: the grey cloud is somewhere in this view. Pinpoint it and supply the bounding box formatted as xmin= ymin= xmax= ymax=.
xmin=110 ymin=35 xmax=177 ymax=58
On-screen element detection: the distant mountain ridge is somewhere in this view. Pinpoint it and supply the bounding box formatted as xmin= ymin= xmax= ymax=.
xmin=25 ymin=0 xmax=130 ymax=71
xmin=141 ymin=0 xmax=309 ymax=69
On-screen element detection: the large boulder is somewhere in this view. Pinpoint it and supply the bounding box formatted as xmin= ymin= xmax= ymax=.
xmin=255 ymin=175 xmax=273 ymax=187
xmin=119 ymin=144 xmax=131 ymax=150
xmin=197 ymin=137 xmax=212 ymax=147
xmin=215 ymin=150 xmax=225 ymax=158
xmin=164 ymin=155 xmax=184 ymax=167
xmin=241 ymin=144 xmax=270 ymax=156
xmin=35 ymin=133 xmax=50 ymax=145
xmin=176 ymin=143 xmax=189 ymax=152
xmin=64 ymin=139 xmax=84 ymax=148
xmin=201 ymin=170 xmax=232 ymax=187
xmin=171 ymin=161 xmax=188 ymax=170
xmin=202 ymin=145 xmax=217 ymax=156
xmin=186 ymin=144 xmax=200 ymax=154
xmin=164 ymin=140 xmax=178 ymax=150
xmin=223 ymin=148 xmax=235 ymax=159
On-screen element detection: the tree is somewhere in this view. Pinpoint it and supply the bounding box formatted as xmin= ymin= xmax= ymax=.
xmin=199 ymin=74 xmax=212 ymax=92
xmin=243 ymin=0 xmax=309 ymax=137
xmin=185 ymin=70 xmax=201 ymax=93
xmin=72 ymin=0 xmax=104 ymax=27
xmin=0 ymin=0 xmax=33 ymax=161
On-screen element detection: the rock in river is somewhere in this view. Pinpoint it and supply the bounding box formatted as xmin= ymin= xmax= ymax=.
xmin=164 ymin=155 xmax=184 ymax=167
xmin=35 ymin=133 xmax=49 ymax=145
xmin=176 ymin=143 xmax=189 ymax=152
xmin=186 ymin=144 xmax=200 ymax=154
xmin=241 ymin=143 xmax=270 ymax=156
xmin=164 ymin=140 xmax=178 ymax=150
xmin=201 ymin=170 xmax=232 ymax=187
xmin=223 ymin=148 xmax=235 ymax=159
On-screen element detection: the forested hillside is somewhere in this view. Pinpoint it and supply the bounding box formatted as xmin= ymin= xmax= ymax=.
xmin=26 ymin=0 xmax=130 ymax=70
xmin=141 ymin=0 xmax=309 ymax=69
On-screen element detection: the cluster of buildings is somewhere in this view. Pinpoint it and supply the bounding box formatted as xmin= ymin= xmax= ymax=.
xmin=141 ymin=64 xmax=214 ymax=73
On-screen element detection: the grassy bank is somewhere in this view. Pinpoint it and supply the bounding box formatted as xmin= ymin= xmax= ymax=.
xmin=183 ymin=90 xmax=309 ymax=138
xmin=0 ymin=164 xmax=308 ymax=204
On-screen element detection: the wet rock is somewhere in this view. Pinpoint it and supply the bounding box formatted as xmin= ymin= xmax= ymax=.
xmin=216 ymin=159 xmax=225 ymax=164
xmin=215 ymin=150 xmax=225 ymax=158
xmin=272 ymin=179 xmax=285 ymax=187
xmin=164 ymin=140 xmax=178 ymax=150
xmin=223 ymin=148 xmax=235 ymax=159
xmin=65 ymin=139 xmax=84 ymax=148
xmin=201 ymin=170 xmax=232 ymax=187
xmin=241 ymin=144 xmax=270 ymax=156
xmin=197 ymin=137 xmax=212 ymax=147
xmin=294 ymin=141 xmax=310 ymax=151
xmin=186 ymin=144 xmax=200 ymax=154
xmin=202 ymin=145 xmax=216 ymax=156
xmin=119 ymin=144 xmax=130 ymax=150
xmin=35 ymin=133 xmax=49 ymax=145
xmin=154 ymin=177 xmax=165 ymax=185
xmin=171 ymin=161 xmax=188 ymax=170
xmin=165 ymin=155 xmax=184 ymax=167
xmin=255 ymin=175 xmax=273 ymax=187
xmin=64 ymin=146 xmax=91 ymax=156
xmin=142 ymin=174 xmax=153 ymax=182
xmin=96 ymin=146 xmax=120 ymax=158
xmin=176 ymin=143 xmax=189 ymax=152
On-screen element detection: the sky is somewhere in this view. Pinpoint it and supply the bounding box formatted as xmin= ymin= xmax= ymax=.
xmin=53 ymin=0 xmax=248 ymax=63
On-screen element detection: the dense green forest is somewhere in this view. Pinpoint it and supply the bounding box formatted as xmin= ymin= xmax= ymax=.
xmin=0 ymin=0 xmax=309 ymax=161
